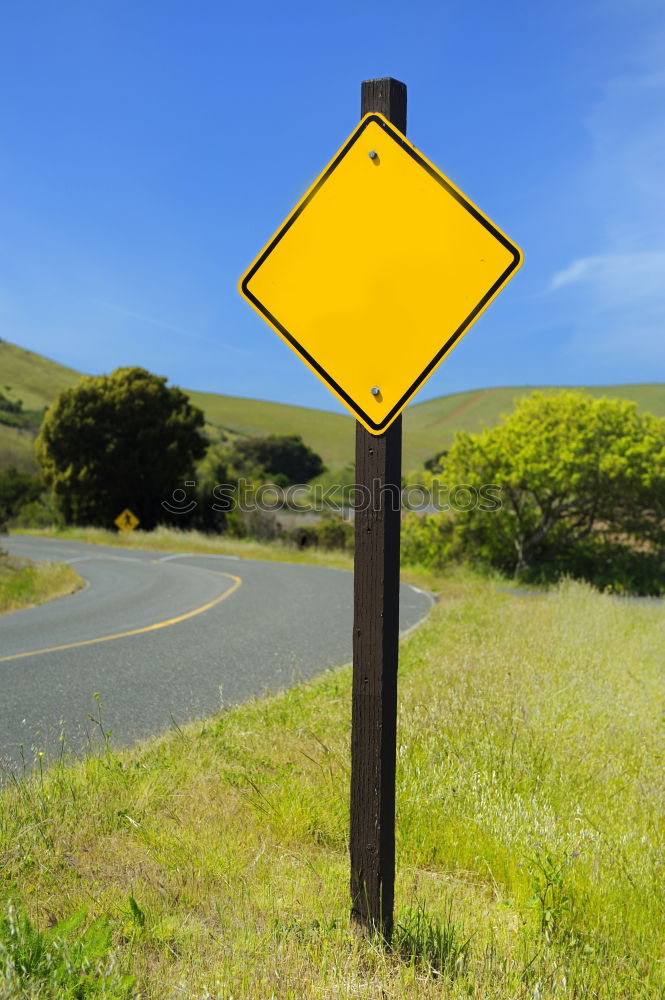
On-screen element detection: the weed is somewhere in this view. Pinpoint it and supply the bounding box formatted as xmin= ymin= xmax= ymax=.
xmin=1 ymin=576 xmax=664 ymax=996
xmin=0 ymin=901 xmax=134 ymax=998
xmin=526 ymin=845 xmax=574 ymax=940
xmin=393 ymin=900 xmax=471 ymax=978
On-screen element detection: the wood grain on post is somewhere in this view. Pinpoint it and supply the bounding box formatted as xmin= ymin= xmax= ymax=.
xmin=350 ymin=77 xmax=406 ymax=943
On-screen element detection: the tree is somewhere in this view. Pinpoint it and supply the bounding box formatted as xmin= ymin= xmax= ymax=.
xmin=35 ymin=367 xmax=206 ymax=529
xmin=0 ymin=467 xmax=43 ymax=524
xmin=424 ymin=391 xmax=665 ymax=592
xmin=228 ymin=433 xmax=325 ymax=486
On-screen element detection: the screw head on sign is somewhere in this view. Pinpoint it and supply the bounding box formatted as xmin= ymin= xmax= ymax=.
xmin=371 ymin=387 xmax=380 ymax=396
xmin=368 ymin=150 xmax=378 ymax=160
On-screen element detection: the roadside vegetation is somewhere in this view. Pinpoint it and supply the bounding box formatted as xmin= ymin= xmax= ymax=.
xmin=3 ymin=337 xmax=665 ymax=473
xmin=4 ymin=366 xmax=663 ymax=595
xmin=3 ymin=361 xmax=665 ymax=995
xmin=0 ymin=548 xmax=82 ymax=614
xmin=403 ymin=390 xmax=665 ymax=595
xmin=1 ymin=574 xmax=663 ymax=997
xmin=18 ymin=523 xmax=356 ymax=571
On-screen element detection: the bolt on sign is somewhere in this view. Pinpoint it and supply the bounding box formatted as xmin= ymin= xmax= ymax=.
xmin=239 ymin=112 xmax=522 ymax=433
xmin=114 ymin=508 xmax=139 ymax=533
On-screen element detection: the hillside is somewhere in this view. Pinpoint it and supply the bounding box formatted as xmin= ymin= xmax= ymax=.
xmin=2 ymin=338 xmax=664 ymax=474
xmin=404 ymin=383 xmax=665 ymax=467
xmin=188 ymin=389 xmax=354 ymax=472
xmin=0 ymin=341 xmax=81 ymax=471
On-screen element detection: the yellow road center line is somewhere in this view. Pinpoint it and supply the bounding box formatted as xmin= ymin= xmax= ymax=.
xmin=0 ymin=571 xmax=242 ymax=663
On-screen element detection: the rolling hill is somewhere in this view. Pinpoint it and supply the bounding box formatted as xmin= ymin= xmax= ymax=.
xmin=0 ymin=341 xmax=81 ymax=471
xmin=2 ymin=338 xmax=664 ymax=475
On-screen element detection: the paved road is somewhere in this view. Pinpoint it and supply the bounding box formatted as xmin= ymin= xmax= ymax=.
xmin=1 ymin=535 xmax=433 ymax=772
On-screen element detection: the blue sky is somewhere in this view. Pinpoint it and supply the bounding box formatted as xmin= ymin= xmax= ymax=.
xmin=1 ymin=0 xmax=663 ymax=412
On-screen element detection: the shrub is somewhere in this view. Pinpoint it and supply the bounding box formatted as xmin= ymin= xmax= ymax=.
xmin=413 ymin=391 xmax=665 ymax=593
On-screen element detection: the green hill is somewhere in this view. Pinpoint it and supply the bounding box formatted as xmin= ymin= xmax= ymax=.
xmin=0 ymin=339 xmax=81 ymax=409
xmin=187 ymin=390 xmax=354 ymax=472
xmin=0 ymin=341 xmax=81 ymax=471
xmin=1 ymin=338 xmax=664 ymax=475
xmin=403 ymin=384 xmax=665 ymax=468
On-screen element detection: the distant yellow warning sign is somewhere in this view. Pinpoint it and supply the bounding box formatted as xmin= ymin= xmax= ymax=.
xmin=239 ymin=112 xmax=522 ymax=434
xmin=114 ymin=508 xmax=140 ymax=533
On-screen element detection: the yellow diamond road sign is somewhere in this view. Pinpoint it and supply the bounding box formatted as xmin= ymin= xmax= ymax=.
xmin=115 ymin=508 xmax=139 ymax=532
xmin=239 ymin=113 xmax=522 ymax=435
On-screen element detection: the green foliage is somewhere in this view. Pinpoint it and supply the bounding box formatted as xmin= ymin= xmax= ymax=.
xmin=227 ymin=433 xmax=325 ymax=486
xmin=0 ymin=902 xmax=134 ymax=998
xmin=282 ymin=512 xmax=354 ymax=552
xmin=0 ymin=466 xmax=43 ymax=531
xmin=11 ymin=493 xmax=64 ymax=529
xmin=187 ymin=386 xmax=354 ymax=469
xmin=0 ymin=392 xmax=47 ymax=443
xmin=4 ymin=335 xmax=665 ymax=476
xmin=164 ymin=436 xmax=326 ymax=537
xmin=404 ymin=383 xmax=665 ymax=469
xmin=172 ymin=457 xmax=232 ymax=535
xmin=3 ymin=578 xmax=665 ymax=995
xmin=419 ymin=391 xmax=665 ymax=592
xmin=314 ymin=513 xmax=354 ymax=551
xmin=526 ymin=846 xmax=575 ymax=942
xmin=401 ymin=512 xmax=454 ymax=569
xmin=393 ymin=901 xmax=470 ymax=978
xmin=127 ymin=895 xmax=145 ymax=930
xmin=0 ymin=391 xmax=24 ymax=417
xmin=35 ymin=367 xmax=206 ymax=530
xmin=423 ymin=449 xmax=447 ymax=473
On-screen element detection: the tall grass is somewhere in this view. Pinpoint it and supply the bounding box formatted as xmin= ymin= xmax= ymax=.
xmin=0 ymin=555 xmax=82 ymax=613
xmin=15 ymin=524 xmax=356 ymax=570
xmin=1 ymin=575 xmax=663 ymax=997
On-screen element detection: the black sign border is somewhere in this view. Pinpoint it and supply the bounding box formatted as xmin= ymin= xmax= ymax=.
xmin=241 ymin=114 xmax=522 ymax=433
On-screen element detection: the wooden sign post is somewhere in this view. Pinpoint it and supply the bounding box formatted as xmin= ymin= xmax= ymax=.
xmin=350 ymin=78 xmax=406 ymax=943
xmin=238 ymin=75 xmax=521 ymax=948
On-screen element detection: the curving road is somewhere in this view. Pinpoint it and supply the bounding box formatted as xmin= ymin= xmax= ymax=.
xmin=1 ymin=535 xmax=433 ymax=773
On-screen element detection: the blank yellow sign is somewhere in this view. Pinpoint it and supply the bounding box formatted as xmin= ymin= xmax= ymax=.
xmin=240 ymin=113 xmax=522 ymax=434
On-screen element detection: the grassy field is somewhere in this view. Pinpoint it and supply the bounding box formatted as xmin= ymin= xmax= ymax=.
xmin=0 ymin=550 xmax=82 ymax=613
xmin=3 ymin=338 xmax=665 ymax=474
xmin=1 ymin=571 xmax=664 ymax=998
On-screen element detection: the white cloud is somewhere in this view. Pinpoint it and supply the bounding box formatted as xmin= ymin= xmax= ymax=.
xmin=95 ymin=300 xmax=253 ymax=355
xmin=584 ymin=68 xmax=665 ymax=248
xmin=549 ymin=252 xmax=665 ymax=307
xmin=545 ymin=19 xmax=665 ymax=367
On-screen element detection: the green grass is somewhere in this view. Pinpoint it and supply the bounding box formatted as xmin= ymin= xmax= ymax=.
xmin=0 ymin=551 xmax=83 ymax=613
xmin=1 ymin=574 xmax=664 ymax=997
xmin=0 ymin=340 xmax=81 ymax=411
xmin=0 ymin=340 xmax=82 ymax=473
xmin=2 ymin=338 xmax=665 ymax=474
xmin=0 ymin=424 xmax=39 ymax=473
xmin=188 ymin=388 xmax=355 ymax=471
xmin=17 ymin=524 xmax=356 ymax=570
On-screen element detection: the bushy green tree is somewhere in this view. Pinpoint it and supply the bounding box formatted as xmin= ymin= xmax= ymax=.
xmin=35 ymin=367 xmax=206 ymax=529
xmin=418 ymin=391 xmax=665 ymax=592
xmin=228 ymin=433 xmax=325 ymax=486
